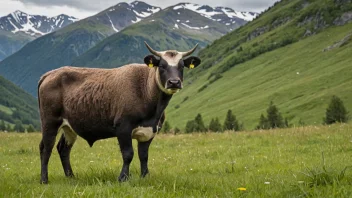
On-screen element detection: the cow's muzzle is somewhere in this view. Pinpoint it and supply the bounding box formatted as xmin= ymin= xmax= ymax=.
xmin=166 ymin=79 xmax=182 ymax=90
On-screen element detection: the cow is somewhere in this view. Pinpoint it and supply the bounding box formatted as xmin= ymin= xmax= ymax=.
xmin=38 ymin=42 xmax=201 ymax=184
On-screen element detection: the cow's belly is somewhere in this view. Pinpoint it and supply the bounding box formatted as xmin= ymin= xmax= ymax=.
xmin=63 ymin=118 xmax=116 ymax=146
xmin=61 ymin=118 xmax=156 ymax=146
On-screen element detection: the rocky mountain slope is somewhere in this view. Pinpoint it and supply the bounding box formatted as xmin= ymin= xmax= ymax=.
xmin=172 ymin=3 xmax=257 ymax=30
xmin=0 ymin=30 xmax=32 ymax=61
xmin=0 ymin=10 xmax=77 ymax=60
xmin=0 ymin=10 xmax=77 ymax=36
xmin=71 ymin=3 xmax=248 ymax=68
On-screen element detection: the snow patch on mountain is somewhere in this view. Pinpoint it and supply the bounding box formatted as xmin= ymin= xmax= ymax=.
xmin=174 ymin=3 xmax=221 ymax=18
xmin=221 ymin=8 xmax=257 ymax=21
xmin=173 ymin=3 xmax=258 ymax=22
xmin=132 ymin=17 xmax=142 ymax=23
xmin=148 ymin=7 xmax=161 ymax=13
xmin=133 ymin=10 xmax=152 ymax=18
xmin=106 ymin=13 xmax=119 ymax=32
xmin=181 ymin=23 xmax=209 ymax=30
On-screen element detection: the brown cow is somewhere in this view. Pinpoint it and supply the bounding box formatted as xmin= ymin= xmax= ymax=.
xmin=38 ymin=42 xmax=201 ymax=184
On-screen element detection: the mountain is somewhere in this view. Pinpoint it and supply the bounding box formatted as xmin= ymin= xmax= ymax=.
xmin=0 ymin=1 xmax=257 ymax=96
xmin=172 ymin=3 xmax=257 ymax=30
xmin=0 ymin=10 xmax=77 ymax=60
xmin=71 ymin=3 xmax=246 ymax=68
xmin=0 ymin=30 xmax=33 ymax=60
xmin=71 ymin=2 xmax=259 ymax=68
xmin=0 ymin=74 xmax=39 ymax=129
xmin=0 ymin=10 xmax=77 ymax=36
xmin=164 ymin=0 xmax=352 ymax=129
xmin=0 ymin=1 xmax=162 ymax=95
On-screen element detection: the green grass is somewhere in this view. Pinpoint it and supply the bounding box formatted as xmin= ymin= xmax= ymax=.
xmin=0 ymin=104 xmax=13 ymax=115
xmin=167 ymin=22 xmax=352 ymax=130
xmin=1 ymin=124 xmax=352 ymax=197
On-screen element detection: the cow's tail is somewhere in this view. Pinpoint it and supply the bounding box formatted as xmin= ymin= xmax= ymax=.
xmin=37 ymin=73 xmax=49 ymax=110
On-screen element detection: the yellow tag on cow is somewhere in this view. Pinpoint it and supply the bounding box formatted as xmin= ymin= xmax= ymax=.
xmin=149 ymin=63 xmax=153 ymax=68
xmin=190 ymin=64 xmax=195 ymax=69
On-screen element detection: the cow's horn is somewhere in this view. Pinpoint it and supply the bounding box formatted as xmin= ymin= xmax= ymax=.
xmin=180 ymin=43 xmax=199 ymax=57
xmin=144 ymin=41 xmax=162 ymax=57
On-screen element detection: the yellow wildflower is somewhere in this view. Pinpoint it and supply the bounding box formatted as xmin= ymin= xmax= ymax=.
xmin=237 ymin=187 xmax=247 ymax=191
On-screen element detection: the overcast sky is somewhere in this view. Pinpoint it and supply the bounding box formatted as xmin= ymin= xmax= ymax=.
xmin=0 ymin=0 xmax=277 ymax=19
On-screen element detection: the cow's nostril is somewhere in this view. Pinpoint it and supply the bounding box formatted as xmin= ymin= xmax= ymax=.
xmin=169 ymin=80 xmax=180 ymax=85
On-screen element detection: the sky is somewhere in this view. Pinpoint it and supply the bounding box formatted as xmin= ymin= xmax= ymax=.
xmin=0 ymin=0 xmax=277 ymax=19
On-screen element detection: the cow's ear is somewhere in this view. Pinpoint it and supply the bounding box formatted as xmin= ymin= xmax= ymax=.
xmin=144 ymin=55 xmax=160 ymax=68
xmin=183 ymin=56 xmax=201 ymax=69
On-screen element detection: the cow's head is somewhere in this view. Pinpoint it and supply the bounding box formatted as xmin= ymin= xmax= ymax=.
xmin=144 ymin=42 xmax=201 ymax=95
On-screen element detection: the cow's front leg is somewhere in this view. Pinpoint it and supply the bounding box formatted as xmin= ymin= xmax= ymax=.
xmin=138 ymin=138 xmax=154 ymax=177
xmin=117 ymin=133 xmax=134 ymax=182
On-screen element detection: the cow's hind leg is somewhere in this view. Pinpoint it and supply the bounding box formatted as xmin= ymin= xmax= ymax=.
xmin=57 ymin=125 xmax=77 ymax=177
xmin=40 ymin=121 xmax=60 ymax=184
xmin=117 ymin=132 xmax=134 ymax=182
xmin=138 ymin=138 xmax=154 ymax=178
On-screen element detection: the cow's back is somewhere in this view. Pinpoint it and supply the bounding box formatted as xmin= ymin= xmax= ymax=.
xmin=38 ymin=65 xmax=154 ymax=142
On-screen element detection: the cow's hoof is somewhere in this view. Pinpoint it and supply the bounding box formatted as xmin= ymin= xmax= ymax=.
xmin=65 ymin=172 xmax=75 ymax=178
xmin=40 ymin=180 xmax=48 ymax=184
xmin=141 ymin=171 xmax=149 ymax=178
xmin=118 ymin=174 xmax=129 ymax=182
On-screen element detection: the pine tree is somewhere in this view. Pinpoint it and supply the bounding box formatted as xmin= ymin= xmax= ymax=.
xmin=256 ymin=114 xmax=269 ymax=130
xmin=6 ymin=124 xmax=12 ymax=132
xmin=324 ymin=95 xmax=349 ymax=124
xmin=185 ymin=120 xmax=196 ymax=133
xmin=256 ymin=102 xmax=289 ymax=130
xmin=298 ymin=118 xmax=305 ymax=126
xmin=174 ymin=127 xmax=180 ymax=135
xmin=162 ymin=121 xmax=171 ymax=133
xmin=223 ymin=110 xmax=240 ymax=131
xmin=27 ymin=124 xmax=35 ymax=133
xmin=209 ymin=117 xmax=222 ymax=132
xmin=14 ymin=120 xmax=25 ymax=132
xmin=284 ymin=118 xmax=289 ymax=128
xmin=194 ymin=114 xmax=207 ymax=132
xmin=266 ymin=101 xmax=284 ymax=128
xmin=0 ymin=120 xmax=5 ymax=131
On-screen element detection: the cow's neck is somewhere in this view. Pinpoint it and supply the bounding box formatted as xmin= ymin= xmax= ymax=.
xmin=147 ymin=67 xmax=173 ymax=102
xmin=145 ymin=68 xmax=172 ymax=123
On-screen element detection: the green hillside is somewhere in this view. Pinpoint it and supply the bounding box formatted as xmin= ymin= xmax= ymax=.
xmin=0 ymin=30 xmax=33 ymax=61
xmin=166 ymin=0 xmax=352 ymax=129
xmin=0 ymin=24 xmax=110 ymax=95
xmin=0 ymin=75 xmax=39 ymax=129
xmin=72 ymin=7 xmax=229 ymax=68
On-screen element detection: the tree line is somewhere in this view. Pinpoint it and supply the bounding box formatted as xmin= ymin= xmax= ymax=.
xmin=1 ymin=96 xmax=348 ymax=134
xmin=161 ymin=109 xmax=244 ymax=134
xmin=0 ymin=119 xmax=36 ymax=133
xmin=161 ymin=95 xmax=349 ymax=134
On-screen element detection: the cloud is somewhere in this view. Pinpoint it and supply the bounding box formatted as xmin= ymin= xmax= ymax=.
xmin=225 ymin=0 xmax=278 ymax=12
xmin=12 ymin=0 xmax=118 ymax=11
xmin=0 ymin=0 xmax=95 ymax=18
xmin=1 ymin=0 xmax=277 ymax=19
xmin=13 ymin=0 xmax=277 ymax=13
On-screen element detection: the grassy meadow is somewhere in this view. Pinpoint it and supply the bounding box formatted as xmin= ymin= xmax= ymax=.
xmin=1 ymin=124 xmax=352 ymax=197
